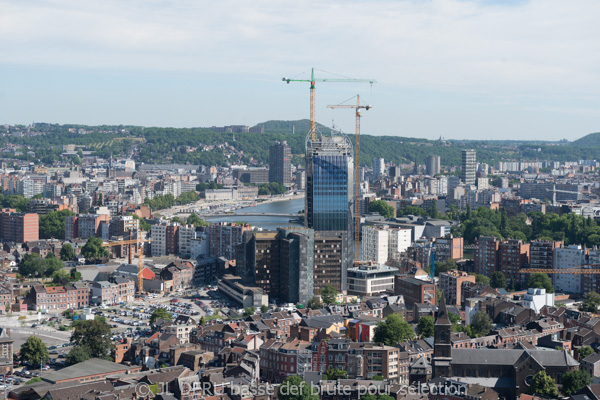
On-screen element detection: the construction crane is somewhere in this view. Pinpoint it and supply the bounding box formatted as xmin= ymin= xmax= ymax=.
xmin=327 ymin=95 xmax=372 ymax=264
xmin=102 ymin=238 xmax=152 ymax=293
xmin=519 ymin=266 xmax=600 ymax=275
xmin=546 ymin=184 xmax=580 ymax=206
xmin=282 ymin=68 xmax=376 ymax=140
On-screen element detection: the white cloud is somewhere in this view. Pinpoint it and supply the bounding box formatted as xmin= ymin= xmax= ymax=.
xmin=1 ymin=0 xmax=599 ymax=137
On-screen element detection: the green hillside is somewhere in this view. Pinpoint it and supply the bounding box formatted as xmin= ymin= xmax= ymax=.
xmin=572 ymin=132 xmax=600 ymax=147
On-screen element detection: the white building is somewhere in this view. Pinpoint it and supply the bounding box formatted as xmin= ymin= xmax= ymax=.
xmin=521 ymin=288 xmax=554 ymax=313
xmin=151 ymin=224 xmax=167 ymax=257
xmin=178 ymin=225 xmax=197 ymax=258
xmin=373 ymin=158 xmax=385 ymax=178
xmin=191 ymin=231 xmax=210 ymax=259
xmin=553 ymin=245 xmax=584 ymax=294
xmin=361 ymin=226 xmax=389 ymax=264
xmin=347 ymin=262 xmax=399 ymax=296
xmin=362 ymin=225 xmax=412 ymax=264
xmin=388 ymin=228 xmax=412 ymax=260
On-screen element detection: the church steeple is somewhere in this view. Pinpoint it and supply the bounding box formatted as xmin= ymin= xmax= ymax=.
xmin=432 ymin=296 xmax=453 ymax=378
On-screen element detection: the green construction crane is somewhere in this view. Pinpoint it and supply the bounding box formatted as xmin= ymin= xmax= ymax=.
xmin=282 ymin=68 xmax=376 ymax=140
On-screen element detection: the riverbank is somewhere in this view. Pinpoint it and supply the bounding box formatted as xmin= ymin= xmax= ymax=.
xmin=160 ymin=192 xmax=304 ymax=219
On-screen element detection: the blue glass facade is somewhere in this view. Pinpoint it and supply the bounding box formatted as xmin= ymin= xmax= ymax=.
xmin=305 ymin=135 xmax=353 ymax=232
xmin=311 ymin=154 xmax=351 ymax=231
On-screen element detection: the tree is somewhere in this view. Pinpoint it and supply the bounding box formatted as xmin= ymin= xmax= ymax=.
xmin=529 ymin=371 xmax=558 ymax=398
xmin=244 ymin=307 xmax=256 ymax=317
xmin=373 ymin=314 xmax=415 ymax=345
xmin=278 ymin=375 xmax=318 ymax=400
xmin=39 ymin=209 xmax=75 ymax=239
xmin=20 ymin=336 xmax=49 ymax=366
xmin=579 ymin=345 xmax=594 ymax=361
xmin=490 ymin=271 xmax=507 ymax=289
xmin=150 ymin=308 xmax=172 ymax=324
xmin=187 ymin=213 xmax=209 ymax=227
xmin=528 ymin=273 xmax=554 ymax=293
xmin=65 ymin=345 xmax=91 ymax=366
xmin=581 ymin=291 xmax=600 ymax=313
xmin=562 ymin=369 xmax=592 ymax=396
xmin=261 ymin=305 xmax=269 ymax=314
xmin=323 ymin=368 xmax=347 ymax=380
xmin=81 ymin=236 xmax=109 ymax=264
xmin=129 ymin=214 xmax=151 ymax=231
xmin=368 ymin=200 xmax=395 ymax=219
xmin=52 ymin=269 xmax=70 ymax=284
xmin=433 ymin=259 xmax=458 ymax=277
xmin=307 ymin=297 xmax=322 ymax=310
xmin=416 ymin=316 xmax=435 ymax=338
xmin=44 ymin=253 xmax=64 ymax=277
xmin=71 ymin=320 xmax=114 ymax=358
xmin=321 ymin=285 xmax=338 ymax=305
xmin=19 ymin=253 xmax=47 ymax=278
xmin=60 ymin=243 xmax=76 ymax=261
xmin=470 ymin=310 xmax=493 ymax=337
xmin=474 ymin=274 xmax=490 ymax=285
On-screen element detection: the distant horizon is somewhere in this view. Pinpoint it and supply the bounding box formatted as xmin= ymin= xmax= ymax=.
xmin=2 ymin=119 xmax=592 ymax=143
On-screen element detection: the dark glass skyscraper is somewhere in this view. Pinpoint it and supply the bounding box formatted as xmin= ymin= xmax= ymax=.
xmin=268 ymin=141 xmax=292 ymax=186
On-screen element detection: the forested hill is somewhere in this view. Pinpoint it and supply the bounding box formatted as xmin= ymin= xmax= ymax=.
xmin=3 ymin=122 xmax=600 ymax=168
xmin=572 ymin=132 xmax=600 ymax=147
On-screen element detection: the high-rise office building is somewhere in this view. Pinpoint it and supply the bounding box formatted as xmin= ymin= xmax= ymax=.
xmin=461 ymin=149 xmax=476 ymax=185
xmin=373 ymin=158 xmax=385 ymax=178
xmin=305 ymin=133 xmax=354 ymax=292
xmin=268 ymin=141 xmax=292 ymax=187
xmin=236 ymin=227 xmax=314 ymax=304
xmin=426 ymin=155 xmax=441 ymax=176
xmin=305 ymin=134 xmax=353 ymax=231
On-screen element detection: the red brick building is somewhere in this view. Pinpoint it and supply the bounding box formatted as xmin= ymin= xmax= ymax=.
xmin=0 ymin=209 xmax=38 ymax=243
xmin=394 ymin=276 xmax=436 ymax=306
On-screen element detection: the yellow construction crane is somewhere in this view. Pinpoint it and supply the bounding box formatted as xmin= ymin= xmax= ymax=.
xmin=327 ymin=95 xmax=372 ymax=264
xmin=519 ymin=267 xmax=600 ymax=275
xmin=102 ymin=238 xmax=152 ymax=292
xmin=282 ymin=68 xmax=375 ymax=140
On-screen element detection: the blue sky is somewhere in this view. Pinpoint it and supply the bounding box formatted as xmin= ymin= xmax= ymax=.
xmin=1 ymin=0 xmax=599 ymax=141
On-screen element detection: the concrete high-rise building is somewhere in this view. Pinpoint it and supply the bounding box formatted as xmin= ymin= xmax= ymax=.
xmin=236 ymin=227 xmax=314 ymax=304
xmin=269 ymin=141 xmax=292 ymax=187
xmin=373 ymin=158 xmax=385 ymax=178
xmin=499 ymin=239 xmax=530 ymax=286
xmin=305 ymin=133 xmax=354 ymax=292
xmin=553 ymin=245 xmax=584 ymax=294
xmin=426 ymin=155 xmax=441 ymax=176
xmin=474 ymin=236 xmax=499 ymax=277
xmin=361 ymin=226 xmax=389 ymax=264
xmin=461 ymin=149 xmax=476 ymax=185
xmin=209 ymin=222 xmax=252 ymax=261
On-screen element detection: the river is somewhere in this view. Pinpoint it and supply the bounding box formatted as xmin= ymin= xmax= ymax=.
xmin=205 ymin=198 xmax=304 ymax=230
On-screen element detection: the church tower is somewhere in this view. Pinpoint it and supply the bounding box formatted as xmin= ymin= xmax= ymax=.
xmin=432 ymin=296 xmax=453 ymax=378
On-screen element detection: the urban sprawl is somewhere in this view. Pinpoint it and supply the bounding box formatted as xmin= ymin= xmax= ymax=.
xmin=1 ymin=124 xmax=600 ymax=400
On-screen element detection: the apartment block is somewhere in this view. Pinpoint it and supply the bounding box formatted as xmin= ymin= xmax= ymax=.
xmin=530 ymin=240 xmax=561 ymax=270
xmin=499 ymin=239 xmax=530 ymax=285
xmin=434 ymin=237 xmax=464 ymax=262
xmin=554 ymin=245 xmax=585 ymax=294
xmin=0 ymin=209 xmax=38 ymax=243
xmin=209 ymin=222 xmax=252 ymax=261
xmin=439 ymin=270 xmax=475 ymax=306
xmin=474 ymin=236 xmax=500 ymax=276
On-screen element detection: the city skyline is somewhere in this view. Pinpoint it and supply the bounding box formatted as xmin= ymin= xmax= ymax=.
xmin=1 ymin=0 xmax=600 ymax=141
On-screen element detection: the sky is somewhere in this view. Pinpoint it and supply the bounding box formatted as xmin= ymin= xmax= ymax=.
xmin=1 ymin=0 xmax=599 ymax=141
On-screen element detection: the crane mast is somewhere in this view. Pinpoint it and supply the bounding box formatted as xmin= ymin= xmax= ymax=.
xmin=327 ymin=95 xmax=372 ymax=264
